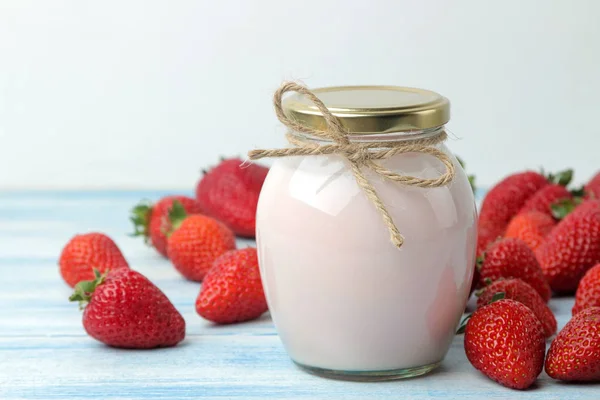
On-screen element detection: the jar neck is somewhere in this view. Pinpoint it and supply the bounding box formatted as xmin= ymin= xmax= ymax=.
xmin=290 ymin=126 xmax=446 ymax=144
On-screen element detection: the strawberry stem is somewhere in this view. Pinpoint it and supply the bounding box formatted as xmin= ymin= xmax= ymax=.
xmin=546 ymin=168 xmax=573 ymax=186
xmin=456 ymin=156 xmax=476 ymax=194
xmin=129 ymin=200 xmax=153 ymax=243
xmin=456 ymin=314 xmax=471 ymax=334
xmin=167 ymin=200 xmax=188 ymax=235
xmin=551 ymin=198 xmax=583 ymax=220
xmin=570 ymin=185 xmax=586 ymax=198
xmin=490 ymin=291 xmax=506 ymax=303
xmin=68 ymin=269 xmax=106 ymax=309
xmin=475 ymin=255 xmax=485 ymax=272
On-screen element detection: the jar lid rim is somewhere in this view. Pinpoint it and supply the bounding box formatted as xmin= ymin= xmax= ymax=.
xmin=282 ymin=85 xmax=450 ymax=134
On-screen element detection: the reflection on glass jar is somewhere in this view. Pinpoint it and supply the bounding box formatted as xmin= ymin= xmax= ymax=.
xmin=254 ymin=85 xmax=477 ymax=380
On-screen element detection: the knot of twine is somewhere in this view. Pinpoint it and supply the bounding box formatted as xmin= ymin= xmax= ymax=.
xmin=248 ymin=82 xmax=455 ymax=248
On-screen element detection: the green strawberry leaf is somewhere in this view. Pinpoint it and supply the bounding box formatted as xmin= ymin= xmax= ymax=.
xmin=68 ymin=269 xmax=106 ymax=310
xmin=570 ymin=185 xmax=586 ymax=198
xmin=551 ymin=198 xmax=582 ymax=220
xmin=167 ymin=200 xmax=188 ymax=235
xmin=546 ymin=168 xmax=573 ymax=186
xmin=490 ymin=291 xmax=506 ymax=303
xmin=456 ymin=156 xmax=477 ymax=194
xmin=468 ymin=175 xmax=476 ymax=194
xmin=456 ymin=314 xmax=471 ymax=334
xmin=475 ymin=255 xmax=485 ymax=272
xmin=129 ymin=201 xmax=153 ymax=243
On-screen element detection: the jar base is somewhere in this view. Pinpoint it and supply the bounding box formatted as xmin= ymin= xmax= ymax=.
xmin=293 ymin=360 xmax=441 ymax=381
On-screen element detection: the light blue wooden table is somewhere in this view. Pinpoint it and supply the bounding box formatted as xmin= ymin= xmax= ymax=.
xmin=0 ymin=190 xmax=595 ymax=399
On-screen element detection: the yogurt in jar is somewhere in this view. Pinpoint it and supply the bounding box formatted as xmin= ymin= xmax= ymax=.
xmin=253 ymin=85 xmax=477 ymax=380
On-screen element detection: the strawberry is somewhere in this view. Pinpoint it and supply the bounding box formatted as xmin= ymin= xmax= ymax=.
xmin=195 ymin=158 xmax=268 ymax=237
xmin=472 ymin=225 xmax=498 ymax=292
xmin=551 ymin=196 xmax=600 ymax=220
xmin=536 ymin=199 xmax=600 ymax=293
xmin=473 ymin=224 xmax=504 ymax=293
xmin=518 ymin=183 xmax=573 ymax=218
xmin=573 ymin=264 xmax=600 ymax=315
xmin=545 ymin=307 xmax=600 ymax=381
xmin=130 ymin=196 xmax=203 ymax=258
xmin=477 ymin=278 xmax=556 ymax=337
xmin=478 ymin=171 xmax=549 ymax=235
xmin=478 ymin=238 xmax=551 ymax=302
xmin=504 ymin=211 xmax=555 ymax=252
xmin=477 ymin=170 xmax=572 ymax=253
xmin=69 ymin=268 xmax=185 ymax=349
xmin=59 ymin=232 xmax=129 ymax=287
xmin=472 ymin=224 xmax=500 ymax=293
xmin=476 ymin=222 xmax=502 ymax=258
xmin=464 ymin=299 xmax=545 ymax=389
xmin=576 ymin=198 xmax=600 ymax=212
xmin=196 ymin=248 xmax=267 ymax=324
xmin=167 ymin=214 xmax=236 ymax=281
xmin=585 ymin=171 xmax=600 ymax=199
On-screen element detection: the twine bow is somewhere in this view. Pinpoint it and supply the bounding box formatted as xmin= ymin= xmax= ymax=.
xmin=248 ymin=82 xmax=455 ymax=248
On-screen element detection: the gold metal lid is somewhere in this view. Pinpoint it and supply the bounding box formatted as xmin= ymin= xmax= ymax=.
xmin=282 ymin=85 xmax=450 ymax=134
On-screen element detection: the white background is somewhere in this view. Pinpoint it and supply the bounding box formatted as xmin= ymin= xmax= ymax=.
xmin=1 ymin=0 xmax=599 ymax=189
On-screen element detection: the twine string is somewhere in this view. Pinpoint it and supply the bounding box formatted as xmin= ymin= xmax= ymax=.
xmin=248 ymin=82 xmax=455 ymax=248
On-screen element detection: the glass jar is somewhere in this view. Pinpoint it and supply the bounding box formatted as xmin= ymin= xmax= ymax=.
xmin=255 ymin=86 xmax=477 ymax=380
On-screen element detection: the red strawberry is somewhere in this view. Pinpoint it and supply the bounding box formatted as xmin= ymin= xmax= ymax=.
xmin=576 ymin=199 xmax=600 ymax=212
xmin=585 ymin=171 xmax=600 ymax=199
xmin=130 ymin=196 xmax=203 ymax=258
xmin=167 ymin=214 xmax=236 ymax=281
xmin=478 ymin=238 xmax=551 ymax=302
xmin=464 ymin=299 xmax=545 ymax=389
xmin=476 ymin=222 xmax=502 ymax=258
xmin=504 ymin=211 xmax=555 ymax=252
xmin=545 ymin=307 xmax=600 ymax=381
xmin=473 ymin=225 xmax=502 ymax=293
xmin=196 ymin=248 xmax=267 ymax=324
xmin=477 ymin=278 xmax=556 ymax=337
xmin=196 ymin=158 xmax=268 ymax=237
xmin=551 ymin=197 xmax=600 ymax=220
xmin=472 ymin=223 xmax=500 ymax=293
xmin=477 ymin=170 xmax=572 ymax=253
xmin=59 ymin=233 xmax=129 ymax=287
xmin=518 ymin=184 xmax=573 ymax=218
xmin=573 ymin=264 xmax=600 ymax=315
xmin=478 ymin=171 xmax=549 ymax=233
xmin=536 ymin=199 xmax=600 ymax=293
xmin=69 ymin=268 xmax=185 ymax=349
